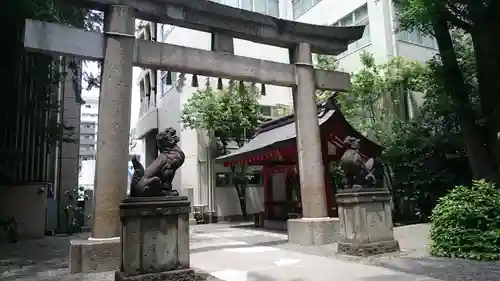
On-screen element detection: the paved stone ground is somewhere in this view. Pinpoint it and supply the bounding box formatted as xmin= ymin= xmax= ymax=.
xmin=1 ymin=223 xmax=499 ymax=281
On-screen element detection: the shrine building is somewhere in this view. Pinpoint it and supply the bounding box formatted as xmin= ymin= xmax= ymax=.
xmin=216 ymin=98 xmax=382 ymax=229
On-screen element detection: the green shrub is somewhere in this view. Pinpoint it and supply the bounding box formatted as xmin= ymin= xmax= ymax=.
xmin=429 ymin=180 xmax=500 ymax=260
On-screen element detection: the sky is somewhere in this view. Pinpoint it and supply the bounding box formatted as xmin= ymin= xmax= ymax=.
xmin=82 ymin=61 xmax=141 ymax=128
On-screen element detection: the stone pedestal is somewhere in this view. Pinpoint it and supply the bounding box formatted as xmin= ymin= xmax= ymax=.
xmin=114 ymin=196 xmax=196 ymax=281
xmin=287 ymin=217 xmax=339 ymax=245
xmin=69 ymin=237 xmax=121 ymax=273
xmin=336 ymin=188 xmax=399 ymax=256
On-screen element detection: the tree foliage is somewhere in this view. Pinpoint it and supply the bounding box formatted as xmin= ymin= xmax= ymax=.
xmin=316 ymin=48 xmax=474 ymax=222
xmin=397 ymin=0 xmax=500 ymax=182
xmin=181 ymin=82 xmax=264 ymax=217
xmin=384 ymin=84 xmax=472 ymax=221
xmin=181 ymin=82 xmax=262 ymax=150
xmin=315 ymin=52 xmax=427 ymax=145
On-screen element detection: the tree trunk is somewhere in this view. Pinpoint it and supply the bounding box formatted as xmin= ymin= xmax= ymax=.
xmin=461 ymin=118 xmax=497 ymax=181
xmin=237 ymin=186 xmax=247 ymax=218
xmin=432 ymin=14 xmax=498 ymax=181
xmin=230 ymin=165 xmax=248 ymax=219
xmin=469 ymin=21 xmax=500 ymax=180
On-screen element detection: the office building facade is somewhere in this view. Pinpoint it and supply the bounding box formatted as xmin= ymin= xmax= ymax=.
xmin=79 ymin=95 xmax=99 ymax=170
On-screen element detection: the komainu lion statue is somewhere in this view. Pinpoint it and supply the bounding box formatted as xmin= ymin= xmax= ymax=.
xmin=130 ymin=127 xmax=185 ymax=197
xmin=339 ymin=136 xmax=383 ymax=189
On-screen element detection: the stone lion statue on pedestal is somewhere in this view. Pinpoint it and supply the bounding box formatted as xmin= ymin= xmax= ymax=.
xmin=339 ymin=136 xmax=383 ymax=189
xmin=129 ymin=127 xmax=185 ymax=197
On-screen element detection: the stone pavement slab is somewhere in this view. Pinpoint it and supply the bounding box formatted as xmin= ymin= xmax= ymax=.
xmin=192 ymin=244 xmax=439 ymax=281
xmin=190 ymin=223 xmax=500 ymax=281
xmin=189 ymin=225 xmax=438 ymax=281
xmin=1 ymin=223 xmax=499 ymax=281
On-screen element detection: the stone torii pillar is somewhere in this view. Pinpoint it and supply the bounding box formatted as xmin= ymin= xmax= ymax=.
xmin=70 ymin=5 xmax=135 ymax=273
xmin=287 ymin=43 xmax=338 ymax=245
xmin=91 ymin=4 xmax=135 ymax=239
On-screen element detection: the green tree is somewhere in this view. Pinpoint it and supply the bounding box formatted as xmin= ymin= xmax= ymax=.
xmin=181 ymin=82 xmax=263 ymax=217
xmin=398 ymin=0 xmax=500 ymax=182
xmin=315 ymin=51 xmax=472 ymax=221
xmin=315 ymin=52 xmax=427 ymax=145
xmin=380 ymin=35 xmax=477 ymax=221
xmin=384 ymin=83 xmax=473 ymax=222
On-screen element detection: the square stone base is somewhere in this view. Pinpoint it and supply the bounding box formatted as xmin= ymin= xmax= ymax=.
xmin=115 ymin=268 xmax=196 ymax=281
xmin=338 ymin=240 xmax=400 ymax=256
xmin=287 ymin=217 xmax=339 ymax=245
xmin=69 ymin=237 xmax=120 ymax=273
xmin=189 ymin=218 xmax=197 ymax=225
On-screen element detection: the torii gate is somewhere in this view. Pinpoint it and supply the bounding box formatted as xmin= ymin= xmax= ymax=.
xmin=23 ymin=0 xmax=363 ymax=270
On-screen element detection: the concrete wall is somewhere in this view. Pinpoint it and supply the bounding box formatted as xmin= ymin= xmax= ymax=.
xmin=396 ymin=41 xmax=437 ymax=63
xmin=0 ymin=184 xmax=48 ymax=239
xmin=214 ymin=186 xmax=265 ymax=218
xmin=295 ymin=0 xmax=368 ymax=26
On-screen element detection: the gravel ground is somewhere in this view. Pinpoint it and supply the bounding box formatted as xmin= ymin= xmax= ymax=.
xmin=1 ymin=223 xmax=499 ymax=281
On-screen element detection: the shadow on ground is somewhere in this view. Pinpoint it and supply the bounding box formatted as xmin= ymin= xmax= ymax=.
xmin=228 ymin=223 xmax=287 ymax=235
xmin=366 ymin=256 xmax=500 ymax=281
xmin=190 ymin=239 xmax=288 ymax=254
xmin=226 ymin=223 xmax=500 ymax=281
xmin=2 ymin=223 xmax=500 ymax=281
xmin=0 ymin=234 xmax=90 ymax=281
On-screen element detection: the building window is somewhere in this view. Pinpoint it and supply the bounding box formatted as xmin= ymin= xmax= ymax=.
xmin=332 ymin=5 xmax=371 ymax=51
xmin=139 ymin=80 xmax=146 ymax=101
xmin=292 ymin=0 xmax=322 ymax=19
xmin=144 ymin=73 xmax=152 ymax=98
xmin=215 ymin=172 xmax=263 ymax=186
xmin=82 ymin=113 xmax=98 ymax=118
xmin=394 ymin=4 xmax=437 ymax=48
xmin=161 ymin=71 xmax=177 ymax=97
xmin=82 ymin=155 xmax=95 ymax=161
xmin=144 ymin=24 xmax=152 ymax=40
xmin=161 ymin=24 xmax=175 ymax=42
xmin=82 ymin=122 xmax=95 ymax=129
xmin=241 ymin=0 xmax=253 ymax=10
xmin=259 ymin=105 xmax=272 ymax=117
xmin=259 ymin=104 xmax=286 ymax=120
xmin=216 ymin=173 xmax=232 ymax=186
xmin=396 ymin=29 xmax=437 ymax=48
xmin=215 ymin=0 xmax=279 ymax=17
xmin=81 ymin=145 xmax=94 ymax=150
xmin=129 ymin=154 xmax=141 ymax=161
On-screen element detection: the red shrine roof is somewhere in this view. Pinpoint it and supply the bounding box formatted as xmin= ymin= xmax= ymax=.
xmin=216 ymin=98 xmax=383 ymax=166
